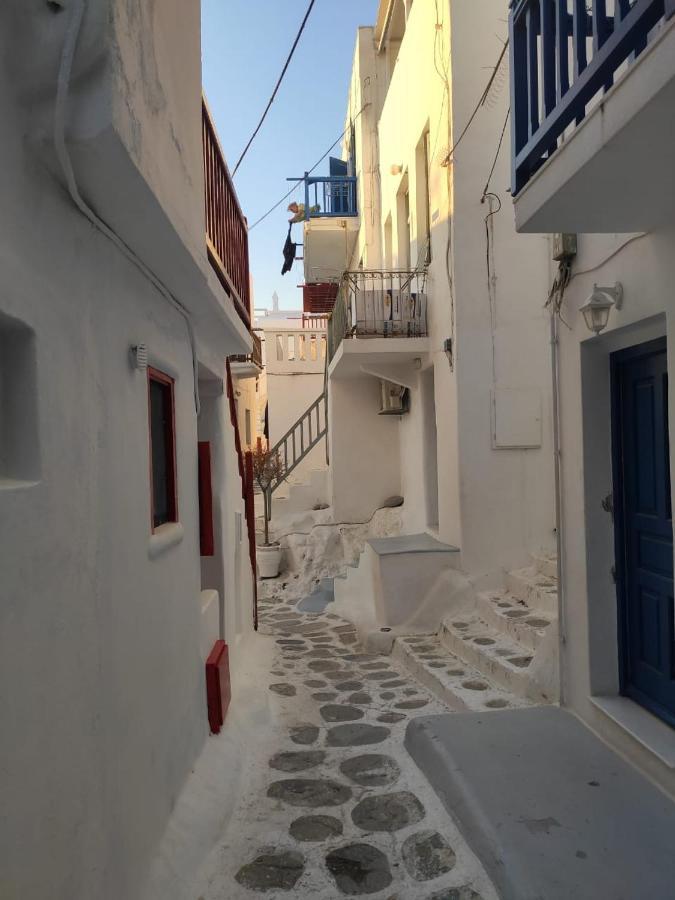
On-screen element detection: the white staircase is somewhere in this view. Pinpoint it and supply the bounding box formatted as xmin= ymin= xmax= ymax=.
xmin=270 ymin=467 xmax=329 ymax=517
xmin=394 ymin=552 xmax=559 ymax=709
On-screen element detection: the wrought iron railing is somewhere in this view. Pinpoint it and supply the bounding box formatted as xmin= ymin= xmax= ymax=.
xmin=202 ymin=99 xmax=252 ymax=326
xmin=327 ymin=270 xmax=428 ymax=363
xmin=510 ymin=0 xmax=673 ymax=195
xmin=263 ymin=391 xmax=328 ymax=515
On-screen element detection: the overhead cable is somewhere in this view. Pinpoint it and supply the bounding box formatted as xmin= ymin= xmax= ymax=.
xmin=232 ymin=0 xmax=317 ymax=176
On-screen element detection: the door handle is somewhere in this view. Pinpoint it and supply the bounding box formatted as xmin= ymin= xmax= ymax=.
xmin=601 ymin=493 xmax=614 ymax=520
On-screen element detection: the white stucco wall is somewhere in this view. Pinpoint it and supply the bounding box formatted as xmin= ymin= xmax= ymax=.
xmin=0 ymin=6 xmax=254 ymax=897
xmin=329 ymin=376 xmax=402 ymax=523
xmin=547 ymin=227 xmax=675 ymax=796
xmin=332 ymin=0 xmax=552 ymax=572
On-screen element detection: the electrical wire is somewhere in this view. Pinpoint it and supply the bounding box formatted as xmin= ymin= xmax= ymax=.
xmin=248 ymin=104 xmax=369 ymax=232
xmin=442 ymin=38 xmax=509 ymax=167
xmin=481 ymin=107 xmax=510 ymax=200
xmin=56 ymin=0 xmax=201 ymax=413
xmin=569 ymin=232 xmax=648 ymax=281
xmin=232 ymin=0 xmax=316 ymax=176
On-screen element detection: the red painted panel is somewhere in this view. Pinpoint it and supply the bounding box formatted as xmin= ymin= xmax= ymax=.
xmin=198 ymin=441 xmax=215 ymax=557
xmin=205 ymin=639 xmax=231 ymax=734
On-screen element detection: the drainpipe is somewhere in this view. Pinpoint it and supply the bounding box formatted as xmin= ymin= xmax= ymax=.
xmin=550 ymin=303 xmax=566 ymax=706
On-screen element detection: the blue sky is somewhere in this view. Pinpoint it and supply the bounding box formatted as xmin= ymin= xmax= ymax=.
xmin=202 ymin=0 xmax=379 ymax=311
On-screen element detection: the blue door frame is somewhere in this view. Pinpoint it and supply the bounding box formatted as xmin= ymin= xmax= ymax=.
xmin=611 ymin=337 xmax=675 ymax=727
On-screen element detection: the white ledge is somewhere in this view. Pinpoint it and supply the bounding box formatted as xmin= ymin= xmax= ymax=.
xmin=148 ymin=522 xmax=184 ymax=559
xmin=591 ymin=695 xmax=675 ymax=770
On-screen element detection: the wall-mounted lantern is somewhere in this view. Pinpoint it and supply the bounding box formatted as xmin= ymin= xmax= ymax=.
xmin=579 ymin=283 xmax=623 ymax=335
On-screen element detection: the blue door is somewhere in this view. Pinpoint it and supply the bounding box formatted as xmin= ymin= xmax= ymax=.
xmin=329 ymin=157 xmax=349 ymax=214
xmin=612 ymin=338 xmax=674 ymax=726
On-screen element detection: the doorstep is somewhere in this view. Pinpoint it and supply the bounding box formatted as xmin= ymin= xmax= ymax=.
xmin=405 ymin=706 xmax=675 ymax=900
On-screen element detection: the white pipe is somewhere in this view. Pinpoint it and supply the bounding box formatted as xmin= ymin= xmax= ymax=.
xmin=54 ymin=0 xmax=201 ymax=414
xmin=550 ymin=287 xmax=566 ymax=705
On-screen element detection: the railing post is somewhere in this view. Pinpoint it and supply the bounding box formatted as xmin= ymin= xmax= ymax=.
xmin=304 ymin=172 xmax=310 ymax=220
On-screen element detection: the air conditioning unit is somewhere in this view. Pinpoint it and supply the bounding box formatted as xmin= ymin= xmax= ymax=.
xmin=379 ymin=379 xmax=409 ymax=415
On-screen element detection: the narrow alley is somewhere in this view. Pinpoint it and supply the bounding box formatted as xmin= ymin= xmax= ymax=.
xmin=198 ymin=577 xmax=496 ymax=899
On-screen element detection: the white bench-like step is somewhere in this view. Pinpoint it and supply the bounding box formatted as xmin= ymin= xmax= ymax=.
xmin=505 ymin=565 xmax=558 ymax=616
xmin=393 ymin=635 xmax=529 ymax=713
xmin=439 ymin=613 xmax=549 ymax=701
xmin=475 ymin=589 xmax=555 ymax=652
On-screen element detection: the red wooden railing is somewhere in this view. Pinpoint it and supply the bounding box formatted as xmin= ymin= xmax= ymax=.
xmin=225 ymin=359 xmax=258 ymax=630
xmin=203 ymin=99 xmax=252 ymax=328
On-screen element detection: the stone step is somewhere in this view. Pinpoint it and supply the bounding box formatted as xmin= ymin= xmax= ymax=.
xmin=531 ymin=551 xmax=558 ymax=579
xmin=393 ymin=635 xmax=529 ymax=713
xmin=505 ymin=565 xmax=558 ymax=616
xmin=438 ymin=614 xmax=548 ymax=702
xmin=475 ymin=589 xmax=555 ymax=653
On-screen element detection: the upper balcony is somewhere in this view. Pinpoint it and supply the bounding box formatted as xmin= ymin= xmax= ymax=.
xmin=327 ymin=270 xmax=430 ymax=380
xmin=203 ymin=101 xmax=252 ymax=328
xmin=289 ymin=173 xmax=360 ymax=284
xmin=229 ymin=331 xmax=263 ymax=378
xmin=510 ymin=0 xmax=675 ymax=233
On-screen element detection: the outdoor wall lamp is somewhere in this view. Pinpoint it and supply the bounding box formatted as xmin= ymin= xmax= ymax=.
xmin=579 ymin=283 xmax=623 ymax=335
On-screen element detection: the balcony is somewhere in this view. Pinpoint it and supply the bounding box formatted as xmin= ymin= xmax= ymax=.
xmin=264 ymin=325 xmax=327 ymax=376
xmin=290 ymin=174 xmax=360 ymax=284
xmin=202 ymin=100 xmax=252 ymax=327
xmin=510 ymin=0 xmax=675 ymax=233
xmin=327 ymin=270 xmax=430 ymax=380
xmin=229 ymin=331 xmax=263 ymax=377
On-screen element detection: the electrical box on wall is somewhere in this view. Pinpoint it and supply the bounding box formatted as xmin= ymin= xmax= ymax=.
xmin=492 ymin=388 xmax=542 ymax=449
xmin=552 ymin=233 xmax=577 ymax=261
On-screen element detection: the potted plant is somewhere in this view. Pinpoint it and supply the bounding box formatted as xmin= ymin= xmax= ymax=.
xmin=252 ymin=441 xmax=285 ymax=578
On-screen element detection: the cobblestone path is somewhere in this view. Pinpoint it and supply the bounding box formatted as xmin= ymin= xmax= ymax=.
xmin=200 ymin=588 xmax=496 ymax=899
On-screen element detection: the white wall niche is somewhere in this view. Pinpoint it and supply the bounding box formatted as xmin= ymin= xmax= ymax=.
xmin=0 ymin=310 xmax=40 ymax=488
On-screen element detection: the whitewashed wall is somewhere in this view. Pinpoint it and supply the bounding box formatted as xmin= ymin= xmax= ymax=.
xmin=0 ymin=4 xmax=253 ymax=897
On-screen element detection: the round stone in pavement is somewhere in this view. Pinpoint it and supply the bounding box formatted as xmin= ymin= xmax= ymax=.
xmin=235 ymin=849 xmax=304 ymax=891
xmin=335 ymin=680 xmax=363 ymax=692
xmin=428 ymin=888 xmax=484 ymax=900
xmin=402 ymin=830 xmax=456 ymax=881
xmin=362 ymin=670 xmax=395 ymax=681
xmin=269 ymin=750 xmax=326 ymax=773
xmin=377 ymin=712 xmax=406 ymax=723
xmin=290 ymin=724 xmax=319 ymax=745
xmin=307 ymin=648 xmax=333 ymax=658
xmin=351 ymin=791 xmax=425 ymax=832
xmin=379 ymin=692 xmax=396 ymax=700
xmin=360 ymin=662 xmax=390 ymax=671
xmin=348 ymin=692 xmax=372 ymax=705
xmin=313 ymin=691 xmax=339 ymax=702
xmin=268 ymin=778 xmax=352 ymax=808
xmin=325 ymin=843 xmax=392 ymax=896
xmin=305 ymin=679 xmax=327 ymax=688
xmin=320 ymin=704 xmax=365 ymax=723
xmin=326 ymin=724 xmax=390 ymax=747
xmin=270 ymin=683 xmax=296 ymax=697
xmin=378 ymin=678 xmax=407 ymax=687
xmin=395 ymin=699 xmax=429 ymax=709
xmin=323 ymin=669 xmax=352 ymax=682
xmin=308 ymin=660 xmax=341 ymax=672
xmin=339 ymin=753 xmax=400 ymax=787
xmin=289 ymin=814 xmax=343 ymax=842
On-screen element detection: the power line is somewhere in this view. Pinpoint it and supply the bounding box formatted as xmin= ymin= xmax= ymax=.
xmin=232 ymin=0 xmax=317 ymax=176
xmin=481 ymin=106 xmax=510 ymax=200
xmin=248 ymin=105 xmax=368 ymax=232
xmin=442 ymin=38 xmax=509 ymax=167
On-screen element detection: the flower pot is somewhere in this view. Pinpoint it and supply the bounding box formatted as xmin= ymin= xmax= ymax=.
xmin=257 ymin=543 xmax=282 ymax=579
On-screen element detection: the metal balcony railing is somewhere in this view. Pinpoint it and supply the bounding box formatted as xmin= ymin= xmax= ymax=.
xmin=510 ymin=0 xmax=674 ymax=195
xmin=327 ymin=270 xmax=428 ymax=363
xmin=229 ymin=331 xmax=263 ymax=369
xmin=288 ymin=174 xmax=358 ymax=218
xmin=202 ymin=99 xmax=252 ymax=327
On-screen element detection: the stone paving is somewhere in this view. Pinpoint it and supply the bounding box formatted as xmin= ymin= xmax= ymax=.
xmin=201 ymin=581 xmax=497 ymax=900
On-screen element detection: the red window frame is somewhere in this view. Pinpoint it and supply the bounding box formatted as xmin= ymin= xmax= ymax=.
xmin=147 ymin=367 xmax=178 ymax=531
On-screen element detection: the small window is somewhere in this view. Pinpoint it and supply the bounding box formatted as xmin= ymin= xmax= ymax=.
xmin=148 ymin=368 xmax=177 ymax=530
xmin=276 ymin=334 xmax=284 ymax=361
xmin=288 ymin=334 xmax=295 ymax=361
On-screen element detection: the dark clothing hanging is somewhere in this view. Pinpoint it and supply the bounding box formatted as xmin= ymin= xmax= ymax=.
xmin=281 ymin=225 xmax=296 ymax=275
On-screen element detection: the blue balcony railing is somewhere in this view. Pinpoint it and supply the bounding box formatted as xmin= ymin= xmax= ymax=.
xmin=510 ymin=0 xmax=674 ymax=196
xmin=288 ymin=174 xmax=358 ymax=219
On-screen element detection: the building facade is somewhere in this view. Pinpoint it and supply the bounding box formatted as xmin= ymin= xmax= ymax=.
xmin=0 ymin=2 xmax=256 ymax=897
xmin=509 ymin=0 xmax=675 ymax=796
